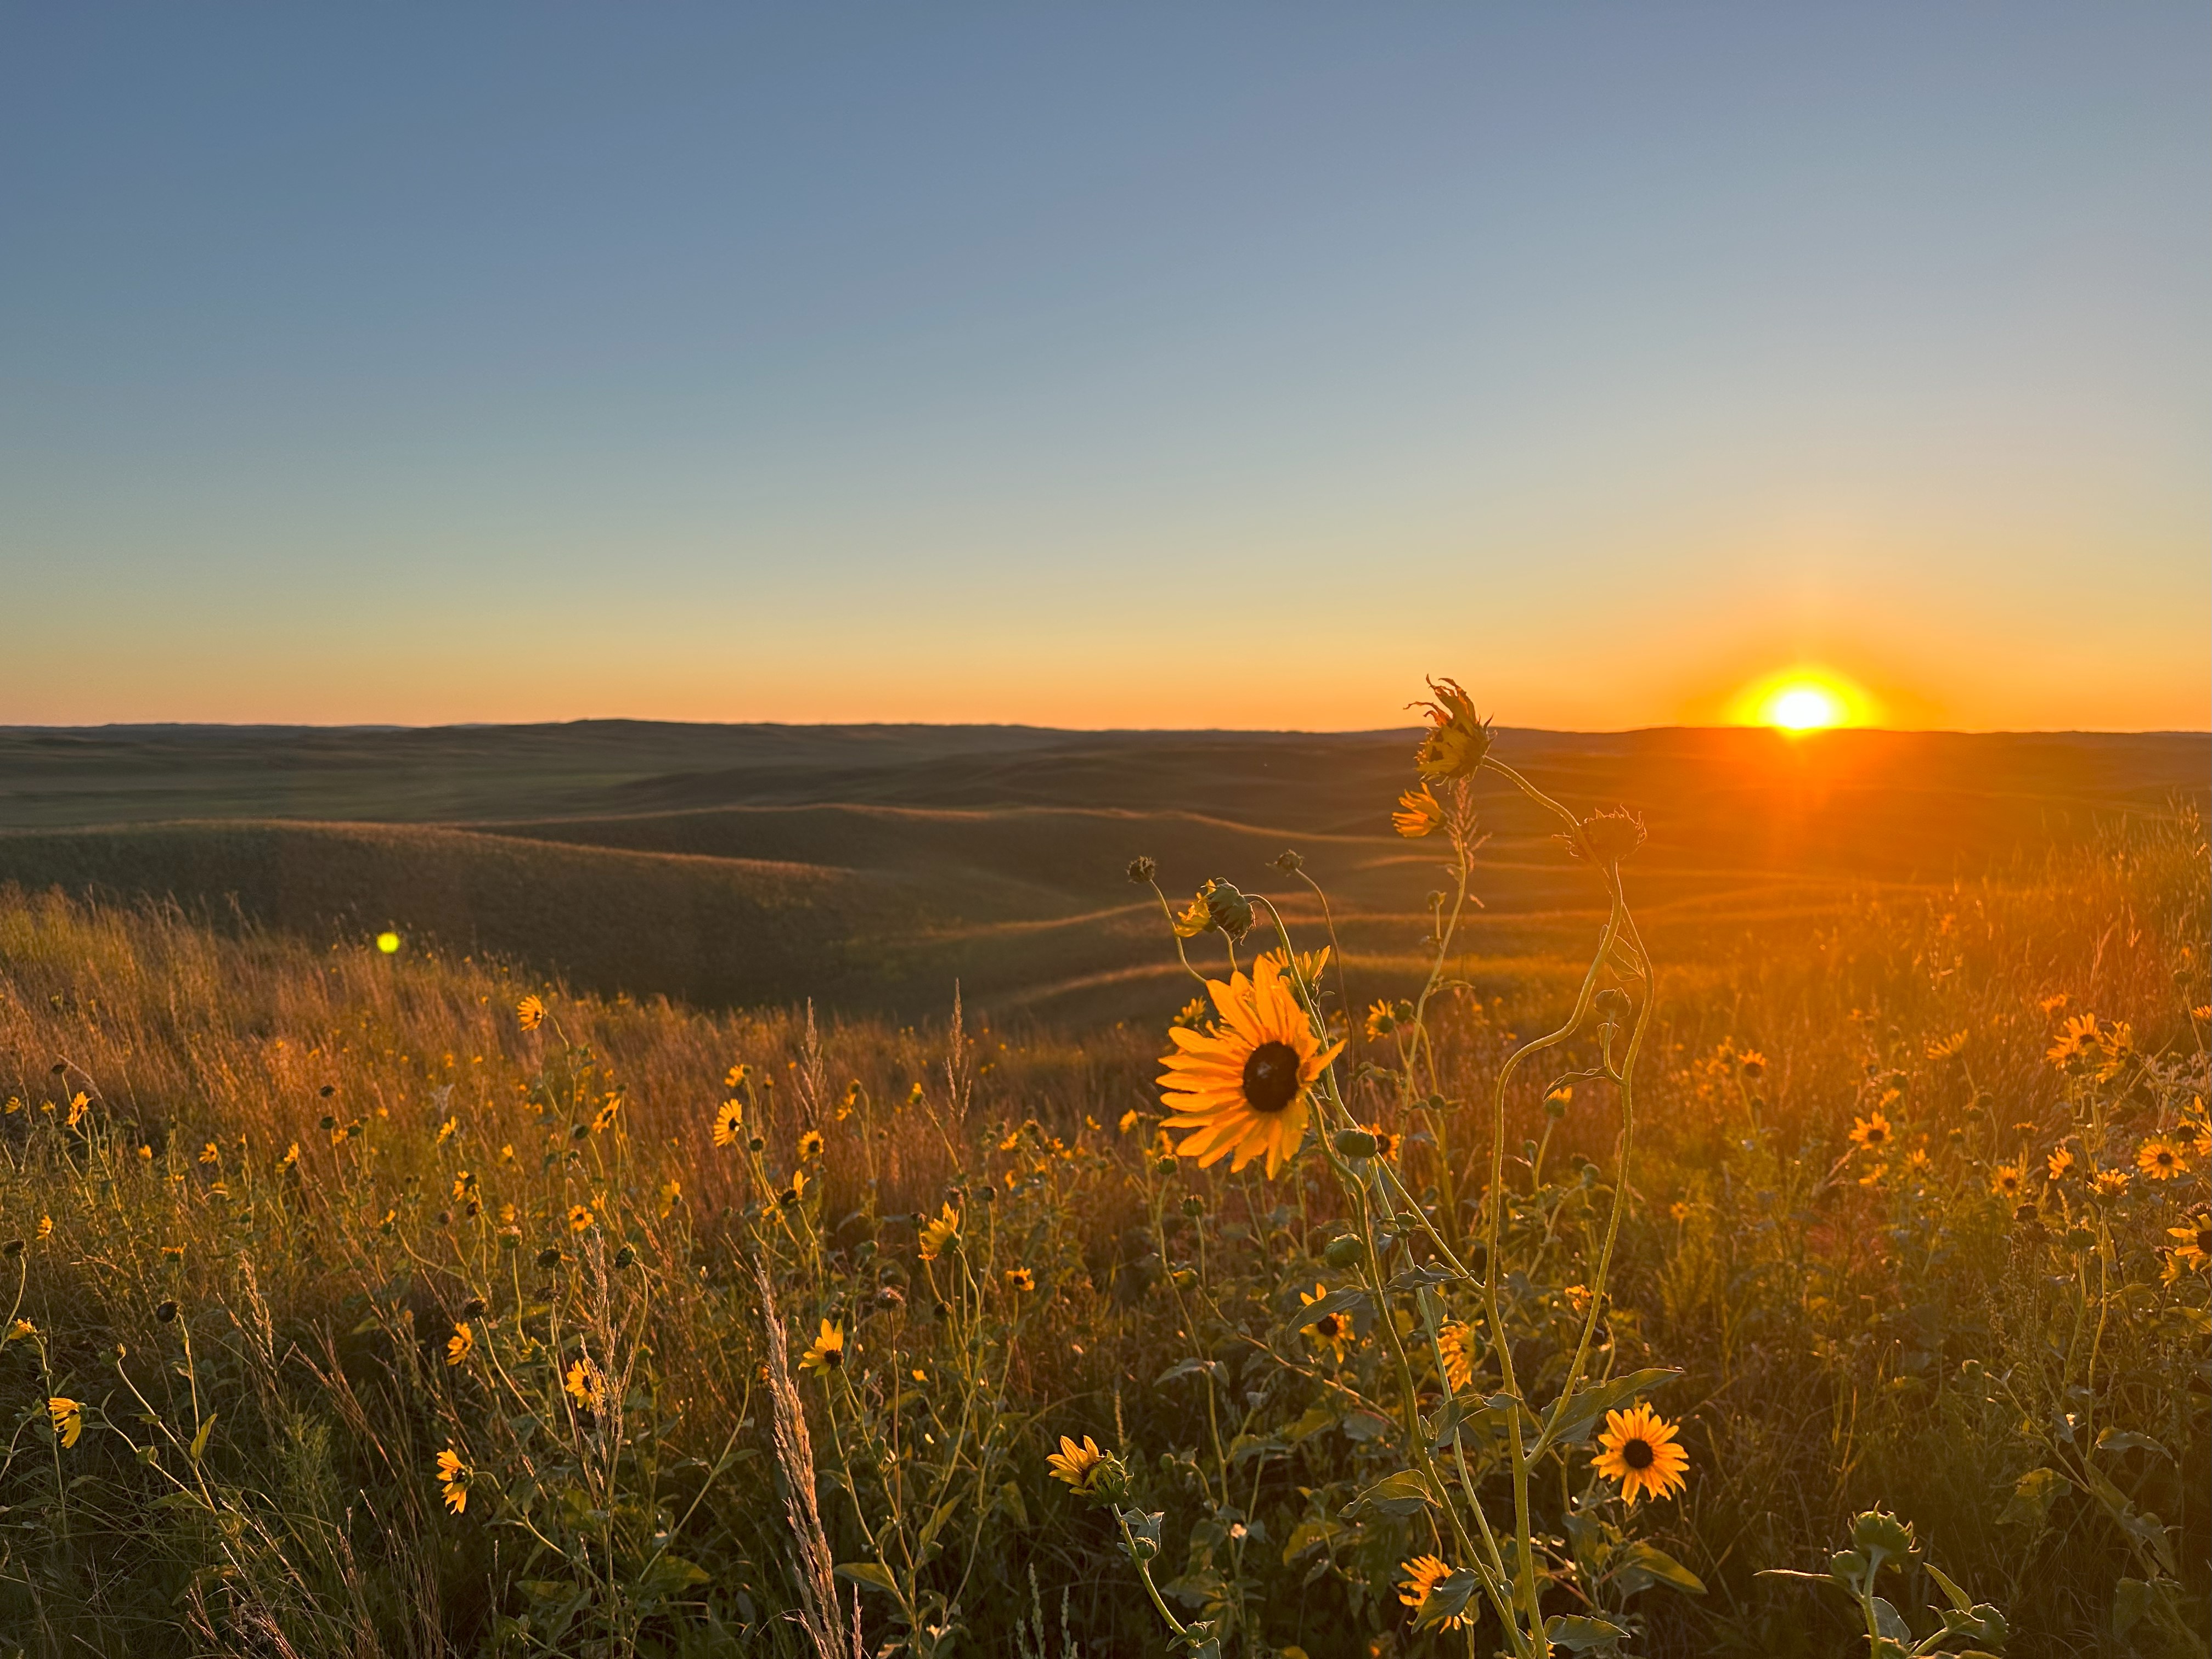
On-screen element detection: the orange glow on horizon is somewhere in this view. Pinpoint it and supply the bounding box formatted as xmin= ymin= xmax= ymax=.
xmin=1729 ymin=668 xmax=1878 ymax=734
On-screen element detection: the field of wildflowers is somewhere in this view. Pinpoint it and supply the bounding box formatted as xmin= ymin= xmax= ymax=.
xmin=0 ymin=690 xmax=2203 ymax=1658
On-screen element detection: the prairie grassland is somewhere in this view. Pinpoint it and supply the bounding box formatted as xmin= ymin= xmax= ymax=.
xmin=0 ymin=741 xmax=2203 ymax=1658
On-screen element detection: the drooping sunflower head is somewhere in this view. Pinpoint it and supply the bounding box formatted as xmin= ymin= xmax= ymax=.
xmin=2169 ymin=1215 xmax=2211 ymax=1267
xmin=1559 ymin=806 xmax=1647 ymax=867
xmin=48 ymin=1396 xmax=82 ymax=1449
xmin=917 ymin=1202 xmax=960 ymax=1262
xmin=516 ymin=995 xmax=546 ymax=1032
xmin=1590 ymin=1402 xmax=1689 ymax=1505
xmin=1158 ymin=956 xmax=1346 ymax=1180
xmin=1396 ymin=1554 xmax=1469 ymax=1628
xmin=1393 ymin=784 xmax=1445 ymax=839
xmin=1410 ymin=678 xmax=1491 ymax=780
xmin=1046 ymin=1434 xmax=1105 ymax=1492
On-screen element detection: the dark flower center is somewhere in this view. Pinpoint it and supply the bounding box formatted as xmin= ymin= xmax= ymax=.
xmin=2196 ymin=1227 xmax=2210 ymax=1255
xmin=1316 ymin=1315 xmax=1342 ymax=1339
xmin=1241 ymin=1041 xmax=1302 ymax=1114
xmin=1865 ymin=1127 xmax=1885 ymax=1145
xmin=1622 ymin=1438 xmax=1655 ymax=1470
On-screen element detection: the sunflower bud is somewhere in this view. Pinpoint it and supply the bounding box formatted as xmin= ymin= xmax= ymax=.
xmin=1334 ymin=1128 xmax=1378 ymax=1160
xmin=1323 ymin=1234 xmax=1364 ymax=1270
xmin=1559 ymin=806 xmax=1646 ymax=866
xmin=1272 ymin=849 xmax=1303 ymax=874
xmin=613 ymin=1245 xmax=637 ymax=1269
xmin=461 ymin=1297 xmax=488 ymax=1318
xmin=1126 ymin=856 xmax=1156 ymax=885
xmin=1410 ymin=678 xmax=1491 ymax=780
xmin=1203 ymin=879 xmax=1254 ymax=941
xmin=154 ymin=1299 xmax=178 ymax=1323
xmin=535 ymin=1246 xmax=563 ymax=1270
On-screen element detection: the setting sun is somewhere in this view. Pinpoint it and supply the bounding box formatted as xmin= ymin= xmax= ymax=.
xmin=1729 ymin=668 xmax=1877 ymax=733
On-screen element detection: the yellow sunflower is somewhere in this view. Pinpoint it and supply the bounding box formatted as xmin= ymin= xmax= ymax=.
xmin=1436 ymin=1320 xmax=1476 ymax=1392
xmin=1298 ymin=1283 xmax=1356 ymax=1363
xmin=1392 ymin=784 xmax=1444 ymax=839
xmin=798 ymin=1128 xmax=826 ymax=1160
xmin=2168 ymin=1214 xmax=2210 ymax=1269
xmin=799 ymin=1319 xmax=845 ymax=1376
xmin=1411 ymin=677 xmax=1490 ymax=779
xmin=563 ymin=1358 xmax=604 ymax=1412
xmin=48 ymin=1397 xmax=82 ymax=1449
xmin=567 ymin=1204 xmax=595 ymax=1234
xmin=445 ymin=1322 xmax=475 ymax=1367
xmin=917 ymin=1203 xmax=960 ymax=1262
xmin=2046 ymin=1012 xmax=2100 ymax=1065
xmin=1397 ymin=1555 xmax=1469 ymax=1628
xmin=1046 ymin=1434 xmax=1107 ymax=1492
xmin=2136 ymin=1137 xmax=2188 ymax=1181
xmin=1990 ymin=1164 xmax=2024 ymax=1199
xmin=712 ymin=1098 xmax=744 ymax=1147
xmin=1004 ymin=1266 xmax=1035 ymax=1293
xmin=1590 ymin=1402 xmax=1689 ymax=1505
xmin=2093 ymin=1169 xmax=2130 ymax=1199
xmin=1158 ymin=956 xmax=1345 ymax=1179
xmin=517 ymin=995 xmax=546 ymax=1032
xmin=2046 ymin=1145 xmax=2075 ymax=1181
xmin=1848 ymin=1113 xmax=1891 ymax=1153
xmin=435 ymin=1446 xmax=471 ymax=1514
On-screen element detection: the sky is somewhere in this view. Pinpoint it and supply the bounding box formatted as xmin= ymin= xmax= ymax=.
xmin=3 ymin=4 xmax=2207 ymax=732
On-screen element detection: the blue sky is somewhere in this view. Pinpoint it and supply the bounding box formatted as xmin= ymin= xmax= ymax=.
xmin=4 ymin=4 xmax=2205 ymax=729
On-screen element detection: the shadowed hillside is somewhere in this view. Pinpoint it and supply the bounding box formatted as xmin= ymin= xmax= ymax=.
xmin=0 ymin=721 xmax=2201 ymax=1021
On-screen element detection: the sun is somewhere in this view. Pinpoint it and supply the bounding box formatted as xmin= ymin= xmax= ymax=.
xmin=1728 ymin=668 xmax=1875 ymax=734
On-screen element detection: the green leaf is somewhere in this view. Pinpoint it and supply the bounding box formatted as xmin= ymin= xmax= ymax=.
xmin=1284 ymin=1287 xmax=1369 ymax=1337
xmin=1997 ymin=1467 xmax=2066 ymax=1528
xmin=188 ymin=1412 xmax=218 ymax=1465
xmin=1869 ymin=1596 xmax=1911 ymax=1643
xmin=834 ymin=1561 xmax=900 ymax=1594
xmin=1538 ymin=1367 xmax=1682 ymax=1451
xmin=1544 ymin=1613 xmax=1629 ymax=1650
xmin=1343 ymin=1470 xmax=1431 ymax=1519
xmin=1413 ymin=1568 xmax=1481 ymax=1630
xmin=1612 ymin=1540 xmax=1705 ymax=1596
xmin=2094 ymin=1427 xmax=2169 ymax=1462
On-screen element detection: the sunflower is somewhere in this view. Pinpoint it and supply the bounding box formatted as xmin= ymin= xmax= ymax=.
xmin=1411 ymin=678 xmax=1490 ymax=780
xmin=1590 ymin=1403 xmax=1689 ymax=1505
xmin=1047 ymin=1434 xmax=1108 ymax=1492
xmin=779 ymin=1169 xmax=809 ymax=1207
xmin=1436 ymin=1321 xmax=1476 ymax=1392
xmin=2093 ymin=1169 xmax=2131 ymax=1199
xmin=1990 ymin=1164 xmax=2024 ymax=1199
xmin=435 ymin=1447 xmax=471 ymax=1514
xmin=798 ymin=1128 xmax=826 ymax=1160
xmin=917 ymin=1203 xmax=960 ymax=1261
xmin=2136 ymin=1137 xmax=2188 ymax=1181
xmin=567 ymin=1204 xmax=595 ymax=1234
xmin=2046 ymin=1146 xmax=2075 ymax=1181
xmin=48 ymin=1397 xmax=82 ymax=1449
xmin=1364 ymin=1000 xmax=1402 ymax=1040
xmin=199 ymin=1141 xmax=220 ymax=1165
xmin=1368 ymin=1126 xmax=1401 ymax=1160
xmin=1737 ymin=1050 xmax=1767 ymax=1078
xmin=799 ymin=1319 xmax=845 ymax=1375
xmin=1393 ymin=785 xmax=1444 ymax=839
xmin=563 ymin=1358 xmax=604 ymax=1411
xmin=1299 ymin=1284 xmax=1356 ymax=1363
xmin=2046 ymin=1012 xmax=2100 ymax=1065
xmin=1848 ymin=1113 xmax=1891 ymax=1153
xmin=590 ymin=1098 xmax=621 ymax=1133
xmin=712 ymin=1099 xmax=744 ymax=1147
xmin=445 ymin=1322 xmax=475 ymax=1367
xmin=1158 ymin=956 xmax=1345 ymax=1180
xmin=1004 ymin=1267 xmax=1035 ymax=1293
xmin=1396 ymin=1555 xmax=1469 ymax=1628
xmin=2168 ymin=1215 xmax=2210 ymax=1269
xmin=517 ymin=995 xmax=546 ymax=1032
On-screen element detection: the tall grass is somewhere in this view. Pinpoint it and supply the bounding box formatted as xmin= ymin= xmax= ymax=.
xmin=0 ymin=786 xmax=2202 ymax=1657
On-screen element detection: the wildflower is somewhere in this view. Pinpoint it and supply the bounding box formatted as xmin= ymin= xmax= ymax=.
xmin=1299 ymin=1284 xmax=1356 ymax=1363
xmin=1668 ymin=1201 xmax=1691 ymax=1223
xmin=725 ymin=1063 xmax=750 ymax=1088
xmin=6 ymin=1318 xmax=34 ymax=1341
xmin=1368 ymin=1126 xmax=1400 ymax=1160
xmin=567 ymin=1204 xmax=594 ymax=1234
xmin=2137 ymin=1137 xmax=2188 ymax=1181
xmin=1436 ymin=1321 xmax=1476 ymax=1392
xmin=590 ymin=1098 xmax=620 ymax=1133
xmin=1905 ymin=1148 xmax=1931 ymax=1174
xmin=199 ymin=1142 xmax=219 ymax=1165
xmin=1392 ymin=784 xmax=1444 ymax=839
xmin=1925 ymin=1031 xmax=1968 ymax=1060
xmin=48 ymin=1397 xmax=82 ymax=1449
xmin=1364 ymin=1000 xmax=1407 ymax=1040
xmin=917 ymin=1203 xmax=960 ymax=1261
xmin=1564 ymin=1283 xmax=1592 ymax=1316
xmin=1858 ymin=1163 xmax=1888 ymax=1188
xmin=799 ymin=1319 xmax=845 ymax=1375
xmin=137 ymin=1143 xmax=153 ymax=1161
xmin=1004 ymin=1267 xmax=1035 ymax=1293
xmin=452 ymin=1171 xmax=476 ymax=1202
xmin=779 ymin=1170 xmax=808 ymax=1207
xmin=1171 ymin=878 xmax=1255 ymax=943
xmin=2039 ymin=992 xmax=2069 ymax=1014
xmin=798 ymin=1129 xmax=825 ymax=1160
xmin=712 ymin=1099 xmax=744 ymax=1147
xmin=436 ymin=1116 xmax=458 ymax=1146
xmin=2047 ymin=1012 xmax=2101 ymax=1066
xmin=37 ymin=1216 xmax=53 ymax=1240
xmin=1126 ymin=856 xmax=1157 ymax=885
xmin=1560 ymin=806 xmax=1647 ymax=867
xmin=1990 ymin=1164 xmax=2024 ymax=1199
xmin=1158 ymin=956 xmax=1346 ymax=1180
xmin=2093 ymin=1169 xmax=2130 ymax=1199
xmin=1118 ymin=1109 xmax=1140 ymax=1135
xmin=446 ymin=1323 xmax=475 ymax=1366
xmin=1738 ymin=1051 xmax=1767 ymax=1077
xmin=1848 ymin=1113 xmax=1892 ymax=1153
xmin=658 ymin=1180 xmax=682 ymax=1217
xmin=2168 ymin=1215 xmax=2210 ymax=1269
xmin=1411 ymin=677 xmax=1491 ymax=780
xmin=435 ymin=1447 xmax=470 ymax=1514
xmin=1169 ymin=996 xmax=1215 ymax=1033
xmin=2047 ymin=1146 xmax=2075 ymax=1181
xmin=1590 ymin=1403 xmax=1689 ymax=1505
xmin=66 ymin=1093 xmax=89 ymax=1130
xmin=563 ymin=1359 xmax=604 ymax=1411
xmin=517 ymin=996 xmax=546 ymax=1031
xmin=1397 ymin=1555 xmax=1469 ymax=1629
xmin=1046 ymin=1434 xmax=1109 ymax=1493
xmin=497 ymin=1201 xmax=518 ymax=1226
xmin=279 ymin=1143 xmax=300 ymax=1172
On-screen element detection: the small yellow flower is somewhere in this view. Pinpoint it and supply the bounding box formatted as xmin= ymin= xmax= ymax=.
xmin=658 ymin=1180 xmax=682 ymax=1218
xmin=1299 ymin=1283 xmax=1356 ymax=1364
xmin=1436 ymin=1321 xmax=1476 ymax=1392
xmin=278 ymin=1143 xmax=300 ymax=1172
xmin=1858 ymin=1162 xmax=1888 ymax=1188
xmin=2046 ymin=1146 xmax=2075 ymax=1181
xmin=917 ymin=1203 xmax=960 ymax=1262
xmin=1411 ymin=676 xmax=1490 ymax=780
xmin=1397 ymin=1555 xmax=1468 ymax=1628
xmin=563 ymin=1358 xmax=604 ymax=1412
xmin=2136 ymin=1137 xmax=2188 ymax=1181
xmin=66 ymin=1093 xmax=89 ymax=1130
xmin=724 ymin=1063 xmax=750 ymax=1088
xmin=199 ymin=1142 xmax=220 ymax=1165
xmin=1392 ymin=784 xmax=1444 ymax=839
xmin=797 ymin=1129 xmax=825 ymax=1160
xmin=517 ymin=995 xmax=546 ymax=1031
xmin=137 ymin=1143 xmax=153 ymax=1161
xmin=1925 ymin=1031 xmax=1968 ymax=1060
xmin=436 ymin=1116 xmax=458 ymax=1146
xmin=2168 ymin=1214 xmax=2210 ymax=1269
xmin=590 ymin=1098 xmax=620 ymax=1134
xmin=2094 ymin=1169 xmax=2131 ymax=1199
xmin=1990 ymin=1164 xmax=2024 ymax=1198
xmin=36 ymin=1215 xmax=53 ymax=1240
xmin=1118 ymin=1109 xmax=1141 ymax=1135
xmin=1590 ymin=1402 xmax=1689 ymax=1505
xmin=435 ymin=1446 xmax=470 ymax=1514
xmin=1363 ymin=1000 xmax=1402 ymax=1041
xmin=452 ymin=1170 xmax=476 ymax=1201
xmin=49 ymin=1397 xmax=82 ymax=1449
xmin=779 ymin=1169 xmax=809 ymax=1207
xmin=446 ymin=1322 xmax=475 ymax=1366
xmin=1046 ymin=1434 xmax=1108 ymax=1492
xmin=1668 ymin=1200 xmax=1692 ymax=1223
xmin=2047 ymin=1011 xmax=2101 ymax=1065
xmin=1737 ymin=1050 xmax=1767 ymax=1076
xmin=1004 ymin=1266 xmax=1035 ymax=1293
xmin=1848 ymin=1113 xmax=1892 ymax=1153
xmin=712 ymin=1099 xmax=745 ymax=1147
xmin=497 ymin=1202 xmax=518 ymax=1226
xmin=567 ymin=1204 xmax=595 ymax=1234
xmin=799 ymin=1319 xmax=845 ymax=1375
xmin=6 ymin=1318 xmax=35 ymax=1342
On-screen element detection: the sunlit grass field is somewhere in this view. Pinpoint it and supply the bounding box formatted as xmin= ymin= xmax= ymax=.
xmin=0 ymin=710 xmax=2204 ymax=1658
